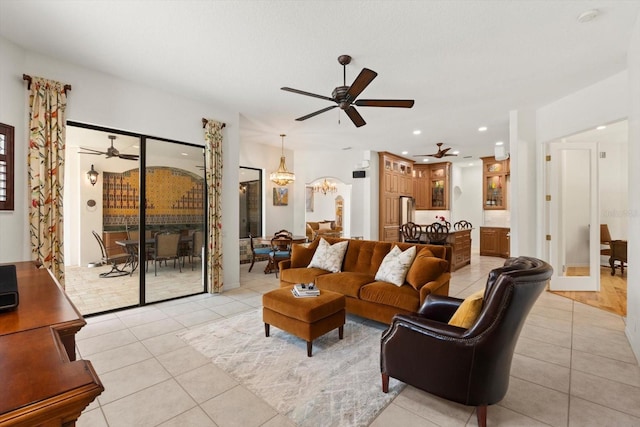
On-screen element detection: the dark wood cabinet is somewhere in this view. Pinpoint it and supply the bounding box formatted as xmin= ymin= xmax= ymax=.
xmin=481 ymin=157 xmax=509 ymax=210
xmin=480 ymin=227 xmax=510 ymax=258
xmin=0 ymin=262 xmax=103 ymax=426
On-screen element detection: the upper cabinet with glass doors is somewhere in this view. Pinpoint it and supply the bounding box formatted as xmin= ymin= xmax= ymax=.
xmin=481 ymin=156 xmax=509 ymax=210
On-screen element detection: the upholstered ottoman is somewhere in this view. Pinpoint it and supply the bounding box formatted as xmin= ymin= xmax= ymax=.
xmin=262 ymin=286 xmax=346 ymax=357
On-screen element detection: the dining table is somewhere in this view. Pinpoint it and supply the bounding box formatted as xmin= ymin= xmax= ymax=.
xmin=115 ymin=235 xmax=193 ymax=275
xmin=256 ymin=235 xmax=308 ymax=274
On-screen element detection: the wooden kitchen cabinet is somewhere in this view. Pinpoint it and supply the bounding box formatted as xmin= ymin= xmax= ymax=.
xmin=379 ymin=152 xmax=414 ymax=241
xmin=413 ymin=162 xmax=450 ymax=210
xmin=481 ymin=156 xmax=509 ymax=210
xmin=480 ymin=227 xmax=510 ymax=258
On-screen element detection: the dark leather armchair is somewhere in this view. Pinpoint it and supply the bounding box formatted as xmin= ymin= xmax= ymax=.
xmin=380 ymin=256 xmax=553 ymax=427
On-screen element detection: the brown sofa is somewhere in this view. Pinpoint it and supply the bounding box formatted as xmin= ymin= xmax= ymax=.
xmin=279 ymin=237 xmax=452 ymax=324
xmin=305 ymin=221 xmax=343 ymax=241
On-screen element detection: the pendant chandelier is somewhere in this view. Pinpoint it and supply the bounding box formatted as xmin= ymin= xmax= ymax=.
xmin=313 ymin=178 xmax=338 ymax=195
xmin=270 ymin=134 xmax=296 ymax=186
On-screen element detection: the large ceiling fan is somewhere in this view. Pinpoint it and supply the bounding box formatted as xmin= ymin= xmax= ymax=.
xmin=281 ymin=55 xmax=414 ymax=128
xmin=413 ymin=142 xmax=458 ymax=159
xmin=79 ymin=135 xmax=139 ymax=161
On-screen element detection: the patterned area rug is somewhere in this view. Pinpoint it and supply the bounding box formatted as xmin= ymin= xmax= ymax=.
xmin=178 ymin=309 xmax=404 ymax=427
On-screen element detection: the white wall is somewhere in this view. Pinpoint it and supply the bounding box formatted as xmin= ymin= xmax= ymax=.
xmin=625 ymin=12 xmax=640 ymax=362
xmin=536 ymin=35 xmax=638 ymax=360
xmin=599 ymin=142 xmax=629 ymax=241
xmin=0 ymin=37 xmax=241 ymax=289
xmin=453 ymin=164 xmax=483 ymax=249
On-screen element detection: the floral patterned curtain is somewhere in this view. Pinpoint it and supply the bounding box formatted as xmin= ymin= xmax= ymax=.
xmin=204 ymin=120 xmax=224 ymax=293
xmin=27 ymin=77 xmax=68 ymax=284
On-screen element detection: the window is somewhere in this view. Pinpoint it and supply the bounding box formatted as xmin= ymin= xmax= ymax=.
xmin=239 ymin=166 xmax=263 ymax=238
xmin=0 ymin=123 xmax=14 ymax=211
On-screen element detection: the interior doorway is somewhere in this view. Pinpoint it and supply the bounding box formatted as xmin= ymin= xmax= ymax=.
xmin=545 ymin=120 xmax=628 ymax=314
xmin=305 ymin=177 xmax=352 ymax=238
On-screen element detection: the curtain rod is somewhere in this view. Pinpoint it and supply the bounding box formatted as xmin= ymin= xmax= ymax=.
xmin=22 ymin=74 xmax=72 ymax=94
xmin=202 ymin=118 xmax=226 ymax=129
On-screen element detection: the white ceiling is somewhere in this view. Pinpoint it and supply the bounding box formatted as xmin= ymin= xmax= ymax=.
xmin=1 ymin=1 xmax=637 ymax=162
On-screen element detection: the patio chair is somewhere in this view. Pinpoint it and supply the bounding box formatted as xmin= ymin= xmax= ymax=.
xmin=92 ymin=230 xmax=130 ymax=278
xmin=148 ymin=232 xmax=182 ymax=276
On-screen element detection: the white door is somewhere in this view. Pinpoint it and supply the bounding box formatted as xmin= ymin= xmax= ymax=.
xmin=548 ymin=142 xmax=600 ymax=291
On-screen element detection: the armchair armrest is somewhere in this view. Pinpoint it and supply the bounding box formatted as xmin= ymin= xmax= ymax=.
xmin=386 ymin=313 xmax=467 ymax=340
xmin=417 ymin=294 xmax=463 ymax=322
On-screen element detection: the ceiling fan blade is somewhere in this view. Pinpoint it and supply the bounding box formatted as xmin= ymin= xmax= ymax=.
xmin=345 ymin=68 xmax=377 ymax=102
xmin=79 ymin=147 xmax=106 ymax=154
xmin=354 ymin=99 xmax=415 ymax=108
xmin=344 ymin=106 xmax=366 ymax=128
xmin=281 ymin=87 xmax=335 ymax=102
xmin=412 ymin=154 xmax=437 ymax=157
xmin=78 ymin=151 xmax=104 ymax=156
xmin=295 ymin=105 xmax=338 ymax=121
xmin=118 ymin=154 xmax=139 ymax=161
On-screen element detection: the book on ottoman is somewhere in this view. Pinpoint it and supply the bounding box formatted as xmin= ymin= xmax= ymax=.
xmin=292 ymin=284 xmax=320 ymax=298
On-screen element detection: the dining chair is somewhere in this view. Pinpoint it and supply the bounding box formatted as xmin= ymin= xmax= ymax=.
xmin=92 ymin=230 xmax=130 ymax=278
xmin=600 ymin=224 xmax=612 ymax=257
xmin=274 ymin=229 xmax=293 ymax=238
xmin=148 ymin=232 xmax=182 ymax=276
xmin=249 ymin=234 xmax=271 ymax=272
xmin=454 ymin=220 xmax=472 ymax=230
xmin=190 ymin=230 xmax=204 ymax=270
xmin=400 ymin=222 xmax=423 ymax=243
xmin=424 ymin=222 xmax=449 ymax=245
xmin=267 ymin=236 xmax=293 ymax=278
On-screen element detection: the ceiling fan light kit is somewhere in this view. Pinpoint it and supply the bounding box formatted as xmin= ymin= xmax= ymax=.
xmin=281 ymin=55 xmax=414 ymax=127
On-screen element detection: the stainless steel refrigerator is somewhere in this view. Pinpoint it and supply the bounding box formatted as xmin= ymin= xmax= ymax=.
xmin=399 ymin=196 xmax=415 ymax=226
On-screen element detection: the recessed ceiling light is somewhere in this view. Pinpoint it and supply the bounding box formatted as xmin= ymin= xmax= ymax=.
xmin=596 ymin=125 xmax=606 ymax=130
xmin=495 ymin=141 xmax=504 ymax=146
xmin=478 ymin=126 xmax=487 ymax=132
xmin=452 ymin=150 xmax=459 ymax=155
xmin=577 ymin=9 xmax=599 ymax=23
xmin=468 ymin=163 xmax=473 ymax=167
xmin=181 ymin=153 xmax=188 ymax=156
xmin=401 ymin=151 xmax=408 ymax=155
xmin=422 ymin=158 xmax=429 ymax=162
xmin=413 ymin=130 xmax=421 ymax=135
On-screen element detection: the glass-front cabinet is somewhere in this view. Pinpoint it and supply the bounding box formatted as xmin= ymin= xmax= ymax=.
xmin=429 ymin=164 xmax=449 ymax=209
xmin=481 ymin=156 xmax=509 ymax=210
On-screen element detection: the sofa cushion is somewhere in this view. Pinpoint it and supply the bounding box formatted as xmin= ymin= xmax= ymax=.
xmin=341 ymin=239 xmax=393 ymax=275
xmin=359 ymin=281 xmax=420 ymax=312
xmin=374 ymin=246 xmax=417 ymax=286
xmin=290 ymin=239 xmax=320 ymax=268
xmin=448 ymin=288 xmax=484 ymax=329
xmin=406 ymin=248 xmax=449 ymax=291
xmin=315 ymin=272 xmax=374 ymax=298
xmin=280 ymin=267 xmax=330 ymax=285
xmin=308 ymin=238 xmax=348 ymax=273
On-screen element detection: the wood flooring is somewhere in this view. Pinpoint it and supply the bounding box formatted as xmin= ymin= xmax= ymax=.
xmin=550 ymin=266 xmax=627 ymax=316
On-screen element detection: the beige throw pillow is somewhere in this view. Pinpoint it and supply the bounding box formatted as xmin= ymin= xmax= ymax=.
xmin=307 ymin=238 xmax=348 ymax=273
xmin=448 ymin=289 xmax=485 ymax=329
xmin=374 ymin=245 xmax=417 ymax=286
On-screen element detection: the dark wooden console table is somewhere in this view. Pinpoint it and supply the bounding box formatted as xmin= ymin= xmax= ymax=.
xmin=0 ymin=262 xmax=103 ymax=426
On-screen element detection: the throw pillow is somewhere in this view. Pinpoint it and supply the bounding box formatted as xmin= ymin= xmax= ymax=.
xmin=307 ymin=238 xmax=348 ymax=273
xmin=318 ymin=222 xmax=332 ymax=231
xmin=406 ymin=249 xmax=448 ymax=290
xmin=374 ymin=245 xmax=417 ymax=286
xmin=290 ymin=239 xmax=320 ymax=268
xmin=448 ymin=289 xmax=485 ymax=329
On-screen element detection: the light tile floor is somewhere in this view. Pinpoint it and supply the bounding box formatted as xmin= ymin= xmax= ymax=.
xmin=76 ymin=252 xmax=640 ymax=426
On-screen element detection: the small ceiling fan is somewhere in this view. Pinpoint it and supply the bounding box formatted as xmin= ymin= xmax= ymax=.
xmin=79 ymin=135 xmax=139 ymax=161
xmin=281 ymin=55 xmax=414 ymax=128
xmin=413 ymin=143 xmax=458 ymax=159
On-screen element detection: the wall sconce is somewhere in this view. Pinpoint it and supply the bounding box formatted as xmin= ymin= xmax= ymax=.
xmin=87 ymin=164 xmax=99 ymax=186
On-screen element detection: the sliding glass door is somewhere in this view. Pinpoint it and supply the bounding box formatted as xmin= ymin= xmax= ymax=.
xmin=144 ymin=138 xmax=206 ymax=303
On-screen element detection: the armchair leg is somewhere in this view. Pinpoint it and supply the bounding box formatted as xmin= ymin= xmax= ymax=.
xmin=381 ymin=373 xmax=389 ymax=393
xmin=476 ymin=405 xmax=487 ymax=427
